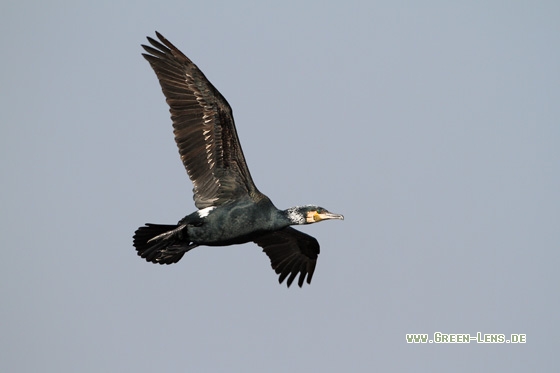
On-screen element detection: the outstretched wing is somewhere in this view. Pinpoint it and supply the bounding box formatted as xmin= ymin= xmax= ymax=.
xmin=141 ymin=32 xmax=259 ymax=208
xmin=254 ymin=227 xmax=320 ymax=287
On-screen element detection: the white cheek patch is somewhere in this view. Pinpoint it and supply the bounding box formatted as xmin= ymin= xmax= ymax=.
xmin=306 ymin=213 xmax=317 ymax=224
xmin=197 ymin=206 xmax=216 ymax=218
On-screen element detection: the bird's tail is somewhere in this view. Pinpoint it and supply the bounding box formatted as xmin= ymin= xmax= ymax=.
xmin=133 ymin=223 xmax=198 ymax=264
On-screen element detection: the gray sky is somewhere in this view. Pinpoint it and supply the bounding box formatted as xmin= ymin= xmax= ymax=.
xmin=1 ymin=1 xmax=559 ymax=372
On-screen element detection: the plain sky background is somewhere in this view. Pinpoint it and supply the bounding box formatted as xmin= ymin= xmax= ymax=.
xmin=1 ymin=1 xmax=559 ymax=372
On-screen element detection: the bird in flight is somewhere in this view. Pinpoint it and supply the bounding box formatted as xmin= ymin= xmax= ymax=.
xmin=134 ymin=32 xmax=343 ymax=287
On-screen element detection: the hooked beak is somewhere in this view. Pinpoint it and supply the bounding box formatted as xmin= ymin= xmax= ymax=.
xmin=317 ymin=211 xmax=344 ymax=221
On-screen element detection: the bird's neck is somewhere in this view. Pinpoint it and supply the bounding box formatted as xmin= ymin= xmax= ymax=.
xmin=281 ymin=206 xmax=307 ymax=225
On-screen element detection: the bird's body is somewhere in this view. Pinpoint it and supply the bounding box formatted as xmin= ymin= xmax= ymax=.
xmin=134 ymin=32 xmax=343 ymax=287
xmin=183 ymin=196 xmax=285 ymax=245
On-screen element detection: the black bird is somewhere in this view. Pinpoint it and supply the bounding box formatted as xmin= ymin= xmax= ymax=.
xmin=134 ymin=32 xmax=343 ymax=287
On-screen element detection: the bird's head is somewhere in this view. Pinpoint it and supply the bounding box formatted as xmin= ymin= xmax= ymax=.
xmin=287 ymin=205 xmax=344 ymax=225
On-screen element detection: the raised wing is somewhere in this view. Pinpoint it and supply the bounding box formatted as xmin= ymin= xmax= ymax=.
xmin=141 ymin=32 xmax=259 ymax=208
xmin=254 ymin=227 xmax=320 ymax=287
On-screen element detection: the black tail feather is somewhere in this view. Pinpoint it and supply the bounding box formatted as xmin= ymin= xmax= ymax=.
xmin=133 ymin=223 xmax=197 ymax=265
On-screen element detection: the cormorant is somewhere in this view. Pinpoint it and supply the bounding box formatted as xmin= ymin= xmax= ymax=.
xmin=134 ymin=32 xmax=343 ymax=287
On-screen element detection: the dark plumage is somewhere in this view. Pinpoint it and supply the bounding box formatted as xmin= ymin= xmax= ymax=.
xmin=134 ymin=32 xmax=343 ymax=287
